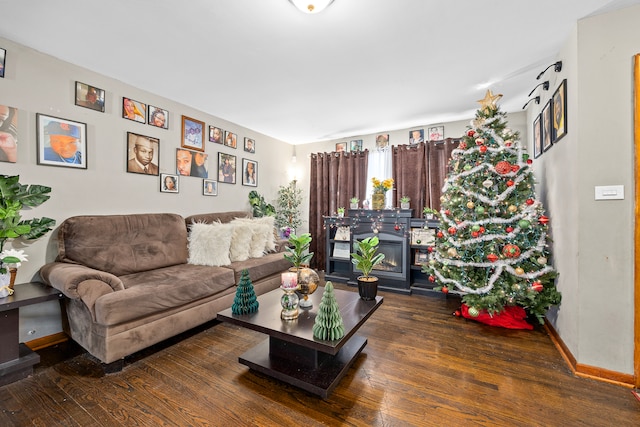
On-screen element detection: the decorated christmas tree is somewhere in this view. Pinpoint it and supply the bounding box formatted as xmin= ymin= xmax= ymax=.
xmin=423 ymin=90 xmax=561 ymax=326
xmin=231 ymin=269 xmax=259 ymax=315
xmin=312 ymin=281 xmax=345 ymax=340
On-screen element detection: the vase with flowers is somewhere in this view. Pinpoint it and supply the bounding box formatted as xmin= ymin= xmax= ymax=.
xmin=371 ymin=177 xmax=393 ymax=210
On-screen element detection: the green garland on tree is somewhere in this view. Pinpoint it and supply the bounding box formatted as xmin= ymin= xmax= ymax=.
xmin=232 ymin=269 xmax=259 ymax=315
xmin=422 ymin=90 xmax=561 ymax=324
xmin=312 ymin=281 xmax=345 ymax=340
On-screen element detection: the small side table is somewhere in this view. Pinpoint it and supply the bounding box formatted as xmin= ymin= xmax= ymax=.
xmin=0 ymin=282 xmax=63 ymax=386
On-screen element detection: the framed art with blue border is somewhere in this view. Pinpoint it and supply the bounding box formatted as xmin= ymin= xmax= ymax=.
xmin=36 ymin=113 xmax=87 ymax=169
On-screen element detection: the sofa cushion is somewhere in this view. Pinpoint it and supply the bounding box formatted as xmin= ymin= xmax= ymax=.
xmin=231 ymin=218 xmax=272 ymax=258
xmin=252 ymin=215 xmax=277 ymax=252
xmin=56 ymin=213 xmax=188 ymax=276
xmin=225 ymin=251 xmax=292 ymax=284
xmin=188 ymin=222 xmax=233 ymax=266
xmin=229 ymin=223 xmax=253 ymax=262
xmin=94 ymin=264 xmax=236 ymax=326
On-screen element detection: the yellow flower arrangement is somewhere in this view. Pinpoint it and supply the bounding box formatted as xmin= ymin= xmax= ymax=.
xmin=371 ymin=177 xmax=394 ymax=194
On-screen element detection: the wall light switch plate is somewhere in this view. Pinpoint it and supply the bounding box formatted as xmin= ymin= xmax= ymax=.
xmin=594 ymin=185 xmax=624 ymax=200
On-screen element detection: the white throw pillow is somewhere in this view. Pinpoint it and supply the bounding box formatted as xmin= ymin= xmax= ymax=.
xmin=188 ymin=222 xmax=233 ymax=266
xmin=232 ymin=218 xmax=272 ymax=258
xmin=252 ymin=216 xmax=277 ymax=252
xmin=229 ymin=223 xmax=254 ymax=262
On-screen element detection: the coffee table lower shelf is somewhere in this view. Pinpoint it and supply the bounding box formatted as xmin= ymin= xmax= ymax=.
xmin=239 ymin=335 xmax=367 ymax=399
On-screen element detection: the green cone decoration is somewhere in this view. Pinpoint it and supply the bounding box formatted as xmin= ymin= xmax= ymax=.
xmin=312 ymin=281 xmax=345 ymax=340
xmin=231 ymin=269 xmax=259 ymax=315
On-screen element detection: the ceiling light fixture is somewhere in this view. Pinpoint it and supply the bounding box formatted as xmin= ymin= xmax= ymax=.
xmin=522 ymin=96 xmax=540 ymax=110
xmin=289 ymin=0 xmax=335 ymax=14
xmin=536 ymin=61 xmax=562 ymax=80
xmin=528 ymin=81 xmax=549 ymax=97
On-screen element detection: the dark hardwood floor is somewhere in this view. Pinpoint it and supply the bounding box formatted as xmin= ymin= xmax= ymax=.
xmin=1 ymin=283 xmax=638 ymax=426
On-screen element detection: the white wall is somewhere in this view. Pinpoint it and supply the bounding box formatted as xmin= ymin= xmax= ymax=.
xmin=526 ymin=5 xmax=638 ymax=375
xmin=0 ymin=37 xmax=292 ymax=341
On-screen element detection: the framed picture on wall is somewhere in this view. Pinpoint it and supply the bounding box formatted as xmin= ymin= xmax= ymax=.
xmin=224 ymin=130 xmax=237 ymax=148
xmin=148 ymin=105 xmax=169 ymax=129
xmin=160 ymin=173 xmax=179 ymax=193
xmin=0 ymin=104 xmax=17 ymax=163
xmin=0 ymin=47 xmax=5 ymax=78
xmin=75 ymin=81 xmax=105 ymax=112
xmin=242 ymin=158 xmax=258 ymax=187
xmin=122 ymin=97 xmax=146 ymax=123
xmin=542 ymin=100 xmax=553 ymax=152
xmin=244 ymin=137 xmax=255 ymax=153
xmin=335 ymin=142 xmax=347 ymax=152
xmin=409 ymin=129 xmax=424 ymax=144
xmin=428 ymin=126 xmax=444 ymax=141
xmin=209 ymin=126 xmax=224 ymax=144
xmin=218 ymin=152 xmax=236 ymax=184
xmin=181 ymin=115 xmax=205 ymax=151
xmin=533 ymin=113 xmax=542 ymax=158
xmin=126 ymin=132 xmax=159 ymax=175
xmin=552 ymin=79 xmax=567 ymax=143
xmin=36 ymin=113 xmax=87 ymax=169
xmin=203 ymin=179 xmax=218 ymax=196
xmin=350 ymin=139 xmax=363 ymax=152
xmin=375 ymin=133 xmax=389 ymax=149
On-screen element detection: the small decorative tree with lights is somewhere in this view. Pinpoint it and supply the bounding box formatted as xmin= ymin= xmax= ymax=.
xmin=423 ymin=90 xmax=561 ymax=327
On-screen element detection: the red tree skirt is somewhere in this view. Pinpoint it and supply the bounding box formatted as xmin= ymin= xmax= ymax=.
xmin=461 ymin=304 xmax=533 ymax=330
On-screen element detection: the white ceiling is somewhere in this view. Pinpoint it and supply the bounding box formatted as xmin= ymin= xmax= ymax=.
xmin=0 ymin=0 xmax=638 ymax=144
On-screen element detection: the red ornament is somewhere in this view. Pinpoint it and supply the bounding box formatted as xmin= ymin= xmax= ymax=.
xmin=511 ymin=165 xmax=520 ymax=172
xmin=394 ymin=225 xmax=400 ymax=231
xmin=495 ymin=161 xmax=511 ymax=174
xmin=532 ymin=282 xmax=543 ymax=292
xmin=454 ymin=310 xmax=461 ymax=317
xmin=471 ymin=231 xmax=479 ymax=238
xmin=475 ymin=138 xmax=484 ymax=145
xmin=459 ymin=142 xmax=467 ymax=149
xmin=429 ymin=275 xmax=436 ymax=282
xmin=506 ymin=180 xmax=514 ymax=187
xmin=526 ymin=159 xmax=533 ymax=165
xmin=506 ymin=226 xmax=514 ymax=233
xmin=502 ymin=244 xmax=521 ymax=258
xmin=442 ymin=286 xmax=449 ymax=294
xmin=487 ymin=253 xmax=499 ymax=262
xmin=479 ymin=145 xmax=488 ymax=153
xmin=505 ymin=141 xmax=513 ymax=147
xmin=436 ymin=231 xmax=444 ymax=238
xmin=539 ymin=215 xmax=550 ymax=225
xmin=479 ymin=226 xmax=485 ymax=233
xmin=427 ymin=246 xmax=434 ymax=253
xmin=467 ymin=130 xmax=476 ymax=137
xmin=448 ymin=226 xmax=457 ymax=235
xmin=444 ymin=210 xmax=450 ymax=215
xmin=526 ymin=199 xmax=534 ymax=205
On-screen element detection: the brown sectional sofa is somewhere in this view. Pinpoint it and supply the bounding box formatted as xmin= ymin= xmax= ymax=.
xmin=40 ymin=211 xmax=291 ymax=365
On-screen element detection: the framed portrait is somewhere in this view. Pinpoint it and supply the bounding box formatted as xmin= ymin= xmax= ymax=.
xmin=533 ymin=113 xmax=542 ymax=159
xmin=181 ymin=115 xmax=205 ymax=151
xmin=148 ymin=105 xmax=169 ymax=129
xmin=175 ymin=147 xmax=207 ymax=177
xmin=218 ymin=152 xmax=236 ymax=184
xmin=126 ymin=132 xmax=159 ymax=176
xmin=75 ymin=81 xmax=105 ymax=112
xmin=244 ymin=137 xmax=255 ymax=153
xmin=224 ymin=130 xmax=237 ymax=148
xmin=414 ymin=249 xmax=429 ymax=265
xmin=552 ymin=79 xmax=567 ymax=143
xmin=36 ymin=113 xmax=87 ymax=169
xmin=122 ymin=97 xmax=146 ymax=123
xmin=203 ymin=179 xmax=218 ymax=196
xmin=0 ymin=47 xmax=7 ymax=78
xmin=0 ymin=104 xmax=18 ymax=163
xmin=409 ymin=129 xmax=424 ymax=144
xmin=542 ymin=100 xmax=553 ymax=152
xmin=242 ymin=158 xmax=258 ymax=187
xmin=160 ymin=173 xmax=179 ymax=193
xmin=428 ymin=126 xmax=445 ymax=141
xmin=335 ymin=142 xmax=347 ymax=152
xmin=375 ymin=133 xmax=389 ymax=149
xmin=209 ymin=126 xmax=224 ymax=144
xmin=350 ymin=139 xmax=363 ymax=152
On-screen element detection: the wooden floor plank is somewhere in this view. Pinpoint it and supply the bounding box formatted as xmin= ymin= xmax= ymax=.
xmin=0 ymin=283 xmax=637 ymax=426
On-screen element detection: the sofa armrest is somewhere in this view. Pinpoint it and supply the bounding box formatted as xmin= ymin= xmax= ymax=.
xmin=274 ymin=238 xmax=289 ymax=253
xmin=39 ymin=262 xmax=125 ymax=299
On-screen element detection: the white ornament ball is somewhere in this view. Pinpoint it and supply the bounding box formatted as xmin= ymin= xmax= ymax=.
xmin=537 ymin=256 xmax=547 ymax=265
xmin=482 ymin=179 xmax=493 ymax=188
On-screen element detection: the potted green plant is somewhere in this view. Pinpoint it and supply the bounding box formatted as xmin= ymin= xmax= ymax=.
xmin=337 ymin=207 xmax=345 ymax=218
xmin=351 ymin=236 xmax=385 ymax=300
xmin=274 ymin=181 xmax=302 ymax=236
xmin=283 ymin=233 xmax=314 ymax=271
xmin=400 ymin=196 xmax=410 ymax=209
xmin=423 ymin=207 xmax=439 ymax=220
xmin=349 ymin=197 xmax=359 ymax=209
xmin=248 ymin=190 xmax=275 ymax=218
xmin=0 ymin=175 xmax=56 ymax=292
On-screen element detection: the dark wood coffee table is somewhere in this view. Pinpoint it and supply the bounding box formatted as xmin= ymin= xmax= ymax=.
xmin=217 ymin=286 xmax=383 ymax=398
